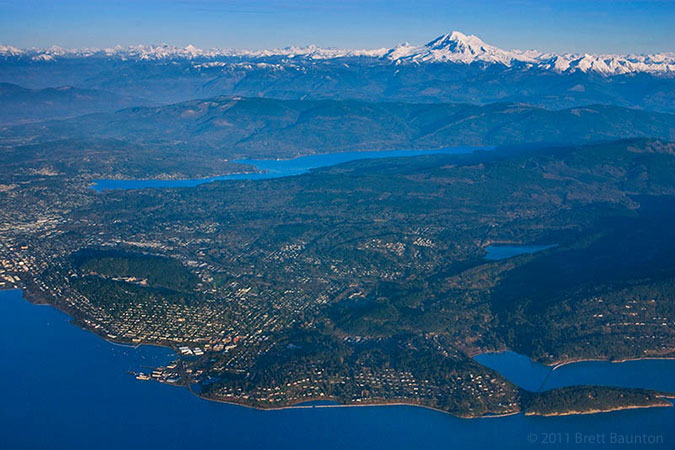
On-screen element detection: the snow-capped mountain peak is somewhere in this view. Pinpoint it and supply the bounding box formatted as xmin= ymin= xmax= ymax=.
xmin=1 ymin=31 xmax=673 ymax=76
xmin=385 ymin=30 xmax=539 ymax=65
xmin=382 ymin=31 xmax=674 ymax=74
xmin=0 ymin=44 xmax=23 ymax=57
xmin=426 ymin=31 xmax=487 ymax=52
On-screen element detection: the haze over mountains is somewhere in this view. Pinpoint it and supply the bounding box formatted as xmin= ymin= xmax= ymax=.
xmin=0 ymin=83 xmax=150 ymax=125
xmin=1 ymin=31 xmax=674 ymax=124
xmin=13 ymin=98 xmax=675 ymax=154
xmin=2 ymin=97 xmax=674 ymax=180
xmin=0 ymin=29 xmax=673 ymax=176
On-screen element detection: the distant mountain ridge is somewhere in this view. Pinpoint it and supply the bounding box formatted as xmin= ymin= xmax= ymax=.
xmin=2 ymin=31 xmax=674 ymax=113
xmin=0 ymin=82 xmax=152 ymax=125
xmin=2 ymin=31 xmax=673 ymax=76
xmin=4 ymin=97 xmax=674 ymax=173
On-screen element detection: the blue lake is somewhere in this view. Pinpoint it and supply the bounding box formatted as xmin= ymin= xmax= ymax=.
xmin=2 ymin=289 xmax=674 ymax=449
xmin=484 ymin=244 xmax=558 ymax=261
xmin=91 ymin=146 xmax=493 ymax=191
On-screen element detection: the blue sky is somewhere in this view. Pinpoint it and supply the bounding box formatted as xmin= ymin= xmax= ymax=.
xmin=1 ymin=0 xmax=673 ymax=53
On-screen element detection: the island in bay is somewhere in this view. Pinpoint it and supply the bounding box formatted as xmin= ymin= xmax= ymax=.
xmin=1 ymin=31 xmax=674 ymax=421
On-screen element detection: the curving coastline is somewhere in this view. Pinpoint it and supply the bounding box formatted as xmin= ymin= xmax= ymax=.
xmin=189 ymin=389 xmax=522 ymax=420
xmin=549 ymin=356 xmax=675 ymax=371
xmin=471 ymin=348 xmax=675 ymax=372
xmin=524 ymin=401 xmax=673 ymax=417
xmin=9 ymin=286 xmax=675 ymax=420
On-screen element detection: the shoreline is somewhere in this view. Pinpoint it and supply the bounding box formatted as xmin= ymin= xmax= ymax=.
xmin=549 ymin=356 xmax=675 ymax=371
xmin=11 ymin=286 xmax=514 ymax=420
xmin=6 ymin=286 xmax=182 ymax=354
xmin=524 ymin=401 xmax=673 ymax=417
xmin=87 ymin=145 xmax=496 ymax=190
xmin=470 ymin=349 xmax=675 ymax=372
xmin=11 ymin=285 xmax=523 ymax=420
xmin=6 ymin=286 xmax=675 ymax=420
xmin=187 ymin=388 xmax=522 ymax=420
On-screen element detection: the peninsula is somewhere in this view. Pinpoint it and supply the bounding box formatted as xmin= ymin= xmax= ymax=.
xmin=1 ymin=135 xmax=674 ymax=417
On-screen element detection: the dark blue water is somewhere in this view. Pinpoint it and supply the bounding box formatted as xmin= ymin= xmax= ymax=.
xmin=2 ymin=289 xmax=674 ymax=449
xmin=91 ymin=146 xmax=493 ymax=191
xmin=484 ymin=244 xmax=557 ymax=261
xmin=474 ymin=351 xmax=675 ymax=393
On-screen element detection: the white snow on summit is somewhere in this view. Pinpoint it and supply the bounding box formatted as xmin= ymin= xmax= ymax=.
xmin=1 ymin=31 xmax=673 ymax=76
xmin=385 ymin=31 xmax=540 ymax=65
xmin=0 ymin=45 xmax=23 ymax=57
xmin=538 ymin=52 xmax=675 ymax=75
xmin=382 ymin=31 xmax=674 ymax=75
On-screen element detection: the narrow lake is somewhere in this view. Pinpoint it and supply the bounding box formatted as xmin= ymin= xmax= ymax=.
xmin=91 ymin=146 xmax=493 ymax=191
xmin=2 ymin=289 xmax=673 ymax=449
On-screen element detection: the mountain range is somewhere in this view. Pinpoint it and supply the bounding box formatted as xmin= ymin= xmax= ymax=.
xmin=3 ymin=97 xmax=673 ymax=180
xmin=1 ymin=31 xmax=673 ymax=119
xmin=2 ymin=31 xmax=674 ymax=76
